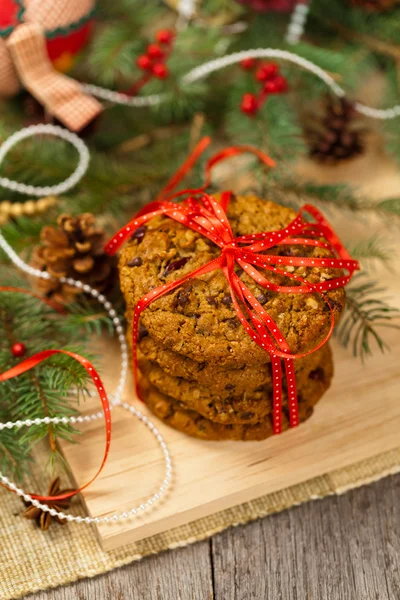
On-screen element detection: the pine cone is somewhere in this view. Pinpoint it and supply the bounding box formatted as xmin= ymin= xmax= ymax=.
xmin=349 ymin=0 xmax=400 ymax=11
xmin=31 ymin=213 xmax=117 ymax=303
xmin=304 ymin=97 xmax=365 ymax=165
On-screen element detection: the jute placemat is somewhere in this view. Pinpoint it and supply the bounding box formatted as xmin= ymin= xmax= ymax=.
xmin=1 ymin=447 xmax=400 ymax=600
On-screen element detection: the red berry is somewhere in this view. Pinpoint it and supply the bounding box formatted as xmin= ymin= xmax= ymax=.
xmin=264 ymin=80 xmax=279 ymax=93
xmin=156 ymin=29 xmax=175 ymax=45
xmin=12 ymin=342 xmax=26 ymax=358
xmin=136 ymin=55 xmax=152 ymax=70
xmin=147 ymin=44 xmax=164 ymax=59
xmin=240 ymin=93 xmax=259 ymax=116
xmin=240 ymin=58 xmax=256 ymax=70
xmin=274 ymin=75 xmax=288 ymax=92
xmin=152 ymin=63 xmax=169 ymax=79
xmin=255 ymin=63 xmax=279 ymax=82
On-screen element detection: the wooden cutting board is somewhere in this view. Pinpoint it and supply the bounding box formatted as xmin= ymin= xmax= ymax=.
xmin=60 ymin=151 xmax=400 ymax=551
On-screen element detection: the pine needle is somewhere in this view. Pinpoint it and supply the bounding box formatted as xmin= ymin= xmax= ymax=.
xmin=336 ymin=274 xmax=400 ymax=361
xmin=348 ymin=237 xmax=396 ymax=272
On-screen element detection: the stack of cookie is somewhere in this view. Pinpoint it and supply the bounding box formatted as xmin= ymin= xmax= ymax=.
xmin=119 ymin=195 xmax=344 ymax=441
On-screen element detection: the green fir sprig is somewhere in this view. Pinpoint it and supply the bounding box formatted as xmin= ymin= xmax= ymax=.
xmin=336 ymin=274 xmax=400 ymax=361
xmin=0 ymin=279 xmax=112 ymax=481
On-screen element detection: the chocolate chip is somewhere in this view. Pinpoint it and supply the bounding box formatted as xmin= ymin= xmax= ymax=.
xmin=309 ymin=367 xmax=325 ymax=381
xmin=280 ymin=247 xmax=297 ymax=257
xmin=174 ymin=288 xmax=190 ymax=308
xmin=162 ymin=257 xmax=189 ymax=277
xmin=198 ymin=363 xmax=206 ymax=371
xmin=222 ymin=294 xmax=233 ymax=306
xmin=131 ymin=225 xmax=147 ymax=244
xmin=128 ymin=256 xmax=142 ymax=267
xmin=226 ymin=318 xmax=238 ymax=329
xmin=256 ymin=292 xmax=271 ymax=305
xmin=206 ymin=296 xmax=217 ymax=306
xmin=137 ymin=323 xmax=148 ymax=342
xmin=241 ymin=412 xmax=254 ymax=421
xmin=225 ymin=383 xmax=234 ymax=390
xmin=235 ymin=268 xmax=244 ymax=277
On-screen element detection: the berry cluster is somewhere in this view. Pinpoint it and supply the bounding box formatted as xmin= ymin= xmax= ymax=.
xmin=239 ymin=59 xmax=288 ymax=116
xmin=136 ymin=29 xmax=175 ymax=80
xmin=127 ymin=29 xmax=175 ymax=96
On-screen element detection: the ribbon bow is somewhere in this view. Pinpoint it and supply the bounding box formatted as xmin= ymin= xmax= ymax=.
xmin=106 ymin=137 xmax=360 ymax=433
xmin=0 ymin=0 xmax=101 ymax=131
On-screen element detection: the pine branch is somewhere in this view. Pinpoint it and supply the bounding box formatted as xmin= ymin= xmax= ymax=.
xmin=348 ymin=236 xmax=395 ymax=271
xmin=269 ymin=177 xmax=400 ymax=223
xmin=336 ymin=274 xmax=400 ymax=361
xmin=0 ymin=274 xmax=113 ymax=480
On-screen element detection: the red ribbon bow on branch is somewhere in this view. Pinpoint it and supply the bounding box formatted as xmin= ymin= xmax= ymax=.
xmin=106 ymin=137 xmax=360 ymax=434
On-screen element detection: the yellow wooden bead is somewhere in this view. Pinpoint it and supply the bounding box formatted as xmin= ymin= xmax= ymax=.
xmin=9 ymin=203 xmax=23 ymax=217
xmin=23 ymin=200 xmax=36 ymax=215
xmin=0 ymin=200 xmax=12 ymax=215
xmin=36 ymin=198 xmax=49 ymax=212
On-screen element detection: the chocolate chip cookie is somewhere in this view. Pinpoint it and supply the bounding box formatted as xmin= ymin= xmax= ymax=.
xmin=120 ymin=194 xmax=344 ymax=366
xmin=138 ymin=376 xmax=320 ymax=441
xmin=138 ymin=343 xmax=333 ymax=424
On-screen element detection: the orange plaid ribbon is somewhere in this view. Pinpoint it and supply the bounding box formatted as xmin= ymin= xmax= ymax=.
xmin=0 ymin=0 xmax=101 ymax=131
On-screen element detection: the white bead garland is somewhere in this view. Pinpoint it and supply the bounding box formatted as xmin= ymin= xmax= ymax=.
xmin=285 ymin=2 xmax=310 ymax=45
xmin=0 ymin=129 xmax=172 ymax=525
xmin=0 ymin=124 xmax=90 ymax=197
xmin=82 ymin=48 xmax=400 ymax=120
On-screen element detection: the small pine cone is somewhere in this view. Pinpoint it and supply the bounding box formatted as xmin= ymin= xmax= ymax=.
xmin=349 ymin=0 xmax=399 ymax=11
xmin=30 ymin=213 xmax=117 ymax=303
xmin=304 ymin=96 xmax=365 ymax=165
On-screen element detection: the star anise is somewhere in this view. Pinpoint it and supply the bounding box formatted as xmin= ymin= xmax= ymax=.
xmin=23 ymin=477 xmax=74 ymax=531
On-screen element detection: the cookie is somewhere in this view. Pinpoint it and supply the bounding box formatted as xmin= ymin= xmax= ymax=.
xmin=120 ymin=194 xmax=344 ymax=366
xmin=138 ymin=376 xmax=319 ymax=441
xmin=138 ymin=333 xmax=272 ymax=391
xmin=138 ymin=343 xmax=333 ymax=424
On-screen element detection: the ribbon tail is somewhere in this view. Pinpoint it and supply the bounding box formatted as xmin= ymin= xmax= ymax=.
xmin=271 ymin=355 xmax=283 ymax=434
xmin=7 ymin=23 xmax=102 ymax=132
xmin=0 ymin=39 xmax=20 ymax=97
xmin=284 ymin=358 xmax=298 ymax=428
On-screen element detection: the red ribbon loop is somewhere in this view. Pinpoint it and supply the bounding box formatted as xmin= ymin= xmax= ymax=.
xmin=106 ymin=138 xmax=360 ymax=434
xmin=0 ymin=288 xmax=111 ymax=502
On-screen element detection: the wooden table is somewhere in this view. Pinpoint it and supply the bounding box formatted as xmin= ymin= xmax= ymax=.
xmin=27 ymin=472 xmax=400 ymax=599
xmin=27 ymin=142 xmax=400 ymax=600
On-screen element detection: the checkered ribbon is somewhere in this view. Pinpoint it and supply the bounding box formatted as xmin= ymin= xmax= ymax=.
xmin=0 ymin=0 xmax=101 ymax=131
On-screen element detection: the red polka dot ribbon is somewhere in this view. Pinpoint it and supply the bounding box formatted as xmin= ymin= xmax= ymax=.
xmin=0 ymin=288 xmax=111 ymax=502
xmin=106 ymin=138 xmax=360 ymax=434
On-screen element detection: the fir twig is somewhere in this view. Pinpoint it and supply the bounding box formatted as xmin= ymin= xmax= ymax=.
xmin=0 ymin=275 xmax=113 ymax=480
xmin=336 ymin=274 xmax=400 ymax=361
xmin=348 ymin=237 xmax=395 ymax=272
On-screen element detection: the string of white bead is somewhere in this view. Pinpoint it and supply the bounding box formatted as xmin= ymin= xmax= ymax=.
xmin=0 ymin=129 xmax=172 ymax=525
xmin=285 ymin=2 xmax=310 ymax=45
xmin=82 ymin=48 xmax=400 ymax=120
xmin=0 ymin=124 xmax=90 ymax=197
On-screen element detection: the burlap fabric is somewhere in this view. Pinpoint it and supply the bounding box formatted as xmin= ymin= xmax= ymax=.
xmin=1 ymin=445 xmax=399 ymax=600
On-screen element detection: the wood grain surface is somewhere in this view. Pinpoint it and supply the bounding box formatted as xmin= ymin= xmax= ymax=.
xmin=27 ymin=472 xmax=400 ymax=600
